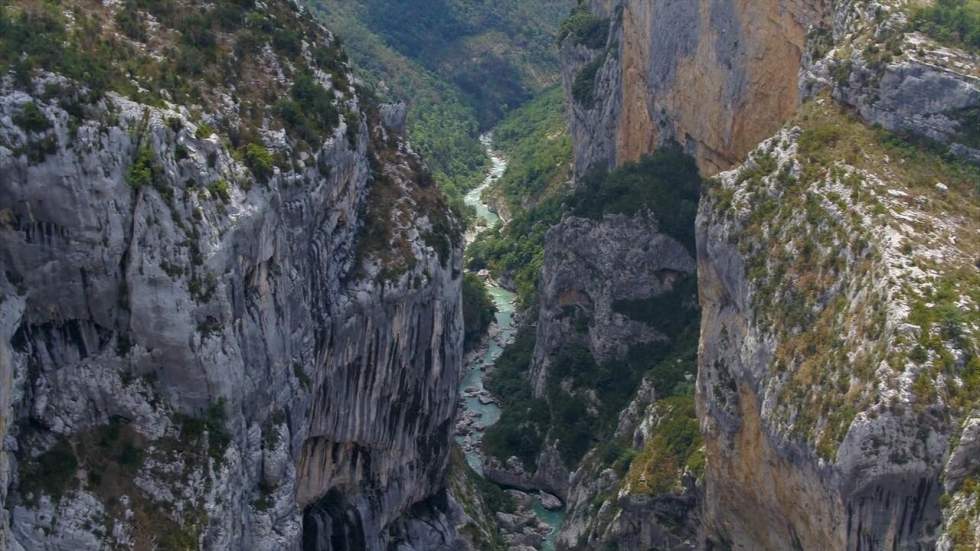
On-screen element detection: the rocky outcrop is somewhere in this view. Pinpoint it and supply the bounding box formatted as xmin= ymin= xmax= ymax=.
xmin=561 ymin=0 xmax=979 ymax=180
xmin=938 ymin=413 xmax=980 ymax=551
xmin=557 ymin=378 xmax=702 ymax=550
xmin=524 ymin=208 xmax=702 ymax=547
xmin=561 ymin=0 xmax=831 ymax=178
xmin=445 ymin=447 xmax=507 ymax=551
xmin=557 ymin=0 xmax=980 ymax=547
xmin=803 ymin=2 xmax=980 ymax=163
xmin=483 ymin=446 xmax=569 ymax=500
xmin=530 ymin=212 xmax=695 ymax=396
xmin=0 ymin=2 xmax=464 ymax=549
xmin=697 ymin=120 xmax=977 ymax=549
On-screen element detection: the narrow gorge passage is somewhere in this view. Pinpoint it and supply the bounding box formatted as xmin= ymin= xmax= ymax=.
xmin=2 ymin=0 xmax=978 ymax=549
xmin=457 ymin=135 xmax=567 ymax=550
xmin=457 ymin=135 xmax=511 ymax=472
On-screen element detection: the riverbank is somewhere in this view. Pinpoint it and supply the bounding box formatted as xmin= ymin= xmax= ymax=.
xmin=457 ymin=134 xmax=565 ymax=551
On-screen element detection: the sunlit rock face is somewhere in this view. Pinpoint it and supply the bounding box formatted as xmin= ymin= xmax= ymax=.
xmin=558 ymin=0 xmax=980 ymax=549
xmin=561 ymin=0 xmax=831 ymax=179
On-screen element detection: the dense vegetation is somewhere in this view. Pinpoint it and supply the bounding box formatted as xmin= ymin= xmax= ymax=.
xmin=623 ymin=395 xmax=704 ymax=495
xmin=484 ymin=284 xmax=700 ymax=468
xmin=307 ymin=0 xmax=573 ymax=211
xmin=568 ymin=148 xmax=702 ymax=253
xmin=558 ymin=4 xmax=609 ymax=49
xmin=312 ymin=7 xmax=490 ymax=207
xmin=560 ymin=1 xmax=611 ymax=109
xmin=467 ymin=197 xmax=564 ymax=309
xmin=467 ymin=87 xmax=572 ymax=308
xmin=911 ymin=0 xmax=980 ymax=52
xmin=350 ymin=0 xmax=570 ymax=126
xmin=490 ymin=86 xmax=572 ymax=210
xmin=483 ymin=326 xmax=549 ymax=468
xmin=483 ymin=148 xmax=703 ymax=468
xmin=471 ymin=146 xmax=701 ymax=311
xmin=571 ymin=53 xmax=605 ymax=108
xmin=547 ymin=289 xmax=700 ymax=466
xmin=462 ymin=273 xmax=498 ymax=351
xmin=0 ymin=0 xmax=353 ymax=156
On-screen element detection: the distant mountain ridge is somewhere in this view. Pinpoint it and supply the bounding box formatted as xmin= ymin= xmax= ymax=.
xmin=307 ymin=0 xmax=574 ymax=199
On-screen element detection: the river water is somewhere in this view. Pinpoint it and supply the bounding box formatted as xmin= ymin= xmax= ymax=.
xmin=456 ymin=134 xmax=565 ymax=551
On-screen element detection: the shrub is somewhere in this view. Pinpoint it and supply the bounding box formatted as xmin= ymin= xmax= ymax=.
xmin=277 ymin=73 xmax=339 ymax=145
xmin=559 ymin=7 xmax=609 ymax=49
xmin=209 ymin=179 xmax=231 ymax=202
xmin=115 ymin=3 xmax=147 ymax=41
xmin=613 ymin=275 xmax=699 ymax=337
xmin=571 ymin=53 xmax=604 ymax=108
xmin=127 ymin=143 xmax=159 ymax=189
xmin=214 ymin=0 xmax=251 ymax=31
xmin=177 ymin=12 xmax=216 ymax=50
xmin=13 ymin=102 xmax=52 ymax=133
xmin=205 ymin=399 xmax=231 ymax=459
xmin=272 ymin=28 xmax=302 ymax=57
xmin=195 ymin=123 xmax=216 ymax=139
xmin=911 ymin=0 xmax=980 ymax=53
xmin=0 ymin=5 xmax=112 ymax=95
xmin=19 ymin=438 xmax=79 ymax=502
xmin=949 ymin=105 xmax=980 ymax=148
xmin=242 ymin=143 xmax=274 ymax=182
xmin=568 ymin=147 xmax=702 ymax=252
xmin=470 ymin=468 xmax=516 ymax=514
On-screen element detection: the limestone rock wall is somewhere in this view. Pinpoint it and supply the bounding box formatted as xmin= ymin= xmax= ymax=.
xmin=0 ymin=36 xmax=463 ymax=551
xmin=526 ymin=211 xmax=701 ymax=548
xmin=558 ymin=0 xmax=980 ymax=549
xmin=561 ymin=0 xmax=831 ymax=179
xmin=530 ymin=212 xmax=695 ymax=397
xmin=561 ymin=0 xmax=979 ymax=180
xmin=697 ymin=123 xmax=976 ymax=549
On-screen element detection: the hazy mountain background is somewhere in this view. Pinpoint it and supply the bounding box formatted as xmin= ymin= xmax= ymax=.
xmin=306 ymin=0 xmax=574 ymax=201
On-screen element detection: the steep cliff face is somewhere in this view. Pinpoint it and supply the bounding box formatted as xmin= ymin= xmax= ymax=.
xmin=512 ymin=155 xmax=704 ymax=549
xmin=0 ymin=1 xmax=464 ymax=549
xmin=530 ymin=212 xmax=695 ymax=397
xmin=698 ymin=101 xmax=978 ymax=550
xmin=536 ymin=211 xmax=705 ymax=550
xmin=558 ymin=0 xmax=980 ymax=549
xmin=561 ymin=0 xmax=979 ymax=179
xmin=482 ymin=210 xmax=696 ymax=500
xmin=561 ymin=0 xmax=830 ymax=178
xmin=557 ymin=378 xmax=702 ymax=550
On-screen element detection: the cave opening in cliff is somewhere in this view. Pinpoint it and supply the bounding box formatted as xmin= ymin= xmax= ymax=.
xmin=302 ymin=489 xmax=367 ymax=551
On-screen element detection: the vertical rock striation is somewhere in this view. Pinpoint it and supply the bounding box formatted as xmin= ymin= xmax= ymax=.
xmin=557 ymin=0 xmax=980 ymax=549
xmin=560 ymin=0 xmax=831 ymax=179
xmin=0 ymin=2 xmax=465 ymax=549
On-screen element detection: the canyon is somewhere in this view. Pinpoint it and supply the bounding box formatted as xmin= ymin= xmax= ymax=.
xmin=552 ymin=0 xmax=979 ymax=549
xmin=1 ymin=0 xmax=978 ymax=550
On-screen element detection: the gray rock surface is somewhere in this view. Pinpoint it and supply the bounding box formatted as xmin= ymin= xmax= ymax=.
xmin=539 ymin=491 xmax=562 ymax=511
xmin=555 ymin=376 xmax=701 ymax=551
xmin=696 ymin=129 xmax=969 ymax=549
xmin=803 ymin=5 xmax=980 ymax=162
xmin=0 ymin=52 xmax=463 ymax=551
xmin=530 ymin=211 xmax=695 ymax=396
xmin=556 ymin=1 xmax=979 ymax=549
